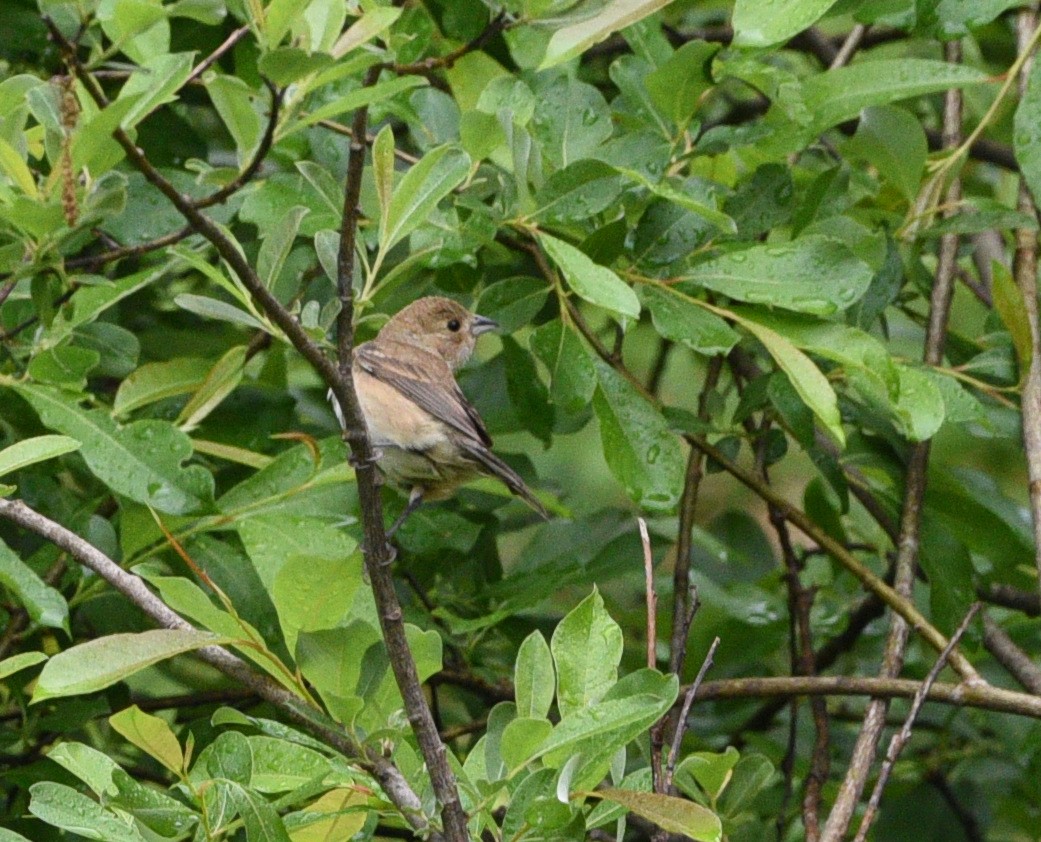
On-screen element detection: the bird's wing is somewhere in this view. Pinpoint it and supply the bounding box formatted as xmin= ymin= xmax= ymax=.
xmin=354 ymin=340 xmax=493 ymax=448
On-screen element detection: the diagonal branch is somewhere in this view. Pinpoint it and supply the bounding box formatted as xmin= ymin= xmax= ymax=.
xmin=0 ymin=497 xmax=430 ymax=834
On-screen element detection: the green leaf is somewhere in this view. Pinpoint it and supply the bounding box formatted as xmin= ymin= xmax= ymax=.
xmin=1016 ymin=57 xmax=1041 ymax=203
xmin=372 ymin=123 xmax=395 ymax=229
xmin=551 ymin=588 xmax=623 ymax=718
xmin=613 ymin=166 xmax=736 ymax=233
xmin=109 ymin=704 xmax=184 ymax=775
xmin=640 ymin=285 xmax=739 ymax=355
xmin=645 ymin=40 xmax=719 ymax=127
xmin=502 ymin=335 xmax=554 ymax=445
xmin=847 ymin=106 xmax=928 ymax=202
xmin=735 ymin=315 xmax=845 ymax=446
xmin=0 ymin=650 xmax=48 ymax=679
xmin=0 ymin=538 xmax=68 ymax=631
xmin=0 ymin=136 xmax=38 ymax=198
xmin=593 ymin=360 xmax=685 ymax=508
xmin=13 ymin=384 xmax=214 ymax=514
xmin=992 ymin=260 xmax=1033 ymax=378
xmin=515 ymin=631 xmax=555 ymax=719
xmin=231 ymin=784 xmax=292 ymax=842
xmin=27 ymin=346 xmax=100 ymax=387
xmin=29 ymin=782 xmax=147 ymax=841
xmin=594 ymin=788 xmax=722 ymax=841
xmin=733 ymin=0 xmax=840 ymax=46
xmin=176 ymin=345 xmax=249 ymax=431
xmin=258 ymin=205 xmax=309 ymax=290
xmin=109 ymin=769 xmax=199 ymax=838
xmin=529 ymin=319 xmax=597 ymax=414
xmin=501 ymin=717 xmax=554 ymax=771
xmin=287 ymin=76 xmax=428 ymax=135
xmin=46 ymin=743 xmax=121 ymax=797
xmin=477 ymin=276 xmax=550 ymax=334
xmin=529 ymin=76 xmax=613 ymax=167
xmin=675 ymin=747 xmax=741 ymax=802
xmin=116 ymin=52 xmax=195 ymax=130
xmin=766 ymin=60 xmax=988 ymax=154
xmin=113 ymin=357 xmax=213 ymax=416
xmin=206 ymin=75 xmax=262 ymax=163
xmin=380 ymin=145 xmax=471 ymax=252
xmin=331 ymin=6 xmax=402 ymax=58
xmin=33 ymin=629 xmax=227 ymax=701
xmin=539 ymin=0 xmax=678 ymax=70
xmin=0 ymin=434 xmax=80 ymax=479
xmin=681 ymin=237 xmax=873 ymax=316
xmin=271 ymin=550 xmax=364 ymax=653
xmin=538 ymin=232 xmax=640 ymax=322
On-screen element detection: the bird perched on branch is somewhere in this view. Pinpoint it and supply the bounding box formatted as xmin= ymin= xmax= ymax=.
xmin=333 ymin=296 xmax=548 ymax=535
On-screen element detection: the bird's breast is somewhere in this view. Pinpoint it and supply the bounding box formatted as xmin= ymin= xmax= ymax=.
xmin=354 ymin=368 xmax=447 ymax=451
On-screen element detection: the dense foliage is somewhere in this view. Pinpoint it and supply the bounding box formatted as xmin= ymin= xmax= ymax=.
xmin=3 ymin=0 xmax=1041 ymax=839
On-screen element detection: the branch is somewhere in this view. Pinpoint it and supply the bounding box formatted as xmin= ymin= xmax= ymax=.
xmin=821 ymin=42 xmax=964 ymax=841
xmin=331 ymin=64 xmax=469 ymax=842
xmin=1011 ymin=6 xmax=1041 ymax=605
xmin=383 ymin=12 xmax=508 ymax=78
xmin=688 ymin=436 xmax=978 ymax=681
xmin=0 ymin=497 xmax=431 ymax=834
xmin=852 ymin=604 xmax=981 ymax=842
xmin=692 ymin=674 xmax=1041 ymax=719
xmin=981 ymin=612 xmax=1041 ymax=694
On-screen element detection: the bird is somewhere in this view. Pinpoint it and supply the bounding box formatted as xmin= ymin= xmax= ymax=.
xmin=332 ymin=296 xmax=548 ymax=535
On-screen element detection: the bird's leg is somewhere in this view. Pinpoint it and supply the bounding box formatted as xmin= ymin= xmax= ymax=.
xmin=386 ymin=486 xmax=424 ymax=539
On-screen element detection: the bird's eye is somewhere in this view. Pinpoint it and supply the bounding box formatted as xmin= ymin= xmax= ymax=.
xmin=447 ymin=319 xmax=461 ymax=332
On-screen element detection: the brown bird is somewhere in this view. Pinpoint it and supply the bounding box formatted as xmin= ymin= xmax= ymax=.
xmin=335 ymin=296 xmax=548 ymax=534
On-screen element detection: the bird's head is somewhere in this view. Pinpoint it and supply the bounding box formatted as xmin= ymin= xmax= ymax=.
xmin=379 ymin=296 xmax=498 ymax=370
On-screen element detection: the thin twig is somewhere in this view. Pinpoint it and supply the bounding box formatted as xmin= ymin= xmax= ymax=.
xmin=185 ymin=24 xmax=251 ymax=86
xmin=853 ymin=603 xmax=981 ymax=842
xmin=981 ymin=611 xmax=1041 ymax=694
xmin=820 ymin=40 xmax=965 ymax=842
xmin=829 ymin=23 xmax=867 ymax=69
xmin=665 ymin=636 xmax=720 ymax=787
xmin=691 ymin=674 xmax=1041 ymax=718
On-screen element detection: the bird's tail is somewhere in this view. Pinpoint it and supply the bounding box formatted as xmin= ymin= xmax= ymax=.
xmin=464 ymin=445 xmax=549 ymax=519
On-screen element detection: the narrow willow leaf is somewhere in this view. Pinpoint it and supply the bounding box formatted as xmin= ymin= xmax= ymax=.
xmin=640 ymin=285 xmax=739 ymax=355
xmin=733 ymin=0 xmax=840 ymax=47
xmin=0 ymin=538 xmax=69 ymax=631
xmin=0 ymin=435 xmax=80 ymax=479
xmin=540 ymin=0 xmax=678 ymax=70
xmin=381 ymin=145 xmax=470 ymax=252
xmin=594 ymin=788 xmax=722 ymax=841
xmin=372 ymin=123 xmax=395 ymax=229
xmin=538 ymin=232 xmax=640 ymax=322
xmin=0 ymin=651 xmax=48 ymax=680
xmin=258 ymin=205 xmax=309 ymax=290
xmin=1016 ymin=58 xmax=1041 ymax=203
xmin=113 ymin=357 xmax=212 ymax=417
xmin=680 ymin=236 xmax=872 ymax=316
xmin=33 ymin=629 xmax=228 ymax=701
xmin=176 ymin=345 xmax=248 ymax=431
xmin=733 ymin=315 xmax=845 ymax=446
xmin=991 ymin=260 xmax=1033 ymax=377
xmin=331 ymin=6 xmax=401 ymax=58
xmin=109 ymin=705 xmax=184 ymax=775
xmin=551 ymin=588 xmax=623 ymax=718
xmin=593 ymin=361 xmax=685 ymax=508
xmin=14 ymin=385 xmax=214 ymax=515
xmin=515 ymin=631 xmax=555 ymax=719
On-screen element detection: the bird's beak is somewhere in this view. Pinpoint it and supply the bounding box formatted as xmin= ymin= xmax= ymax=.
xmin=470 ymin=314 xmax=499 ymax=336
